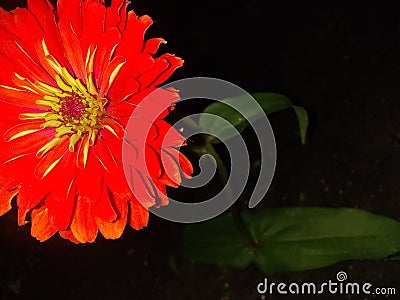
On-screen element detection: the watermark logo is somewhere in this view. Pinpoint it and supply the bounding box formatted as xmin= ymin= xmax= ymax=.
xmin=122 ymin=77 xmax=277 ymax=223
xmin=256 ymin=271 xmax=397 ymax=296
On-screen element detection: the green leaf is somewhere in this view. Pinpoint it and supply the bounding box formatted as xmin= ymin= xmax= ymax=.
xmin=292 ymin=105 xmax=308 ymax=144
xmin=199 ymin=92 xmax=308 ymax=144
xmin=180 ymin=213 xmax=254 ymax=269
xmin=181 ymin=207 xmax=400 ymax=274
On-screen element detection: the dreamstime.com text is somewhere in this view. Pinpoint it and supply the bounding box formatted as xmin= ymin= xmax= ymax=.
xmin=257 ymin=271 xmax=396 ymax=296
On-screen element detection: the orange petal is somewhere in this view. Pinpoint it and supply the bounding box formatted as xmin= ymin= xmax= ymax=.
xmin=31 ymin=206 xmax=57 ymax=242
xmin=59 ymin=229 xmax=80 ymax=244
xmin=18 ymin=207 xmax=30 ymax=226
xmin=0 ymin=85 xmax=47 ymax=110
xmin=70 ymin=195 xmax=98 ymax=243
xmin=129 ymin=197 xmax=149 ymax=230
xmin=0 ymin=187 xmax=18 ymax=216
xmin=96 ymin=191 xmax=128 ymax=239
xmin=159 ymin=148 xmax=182 ymax=187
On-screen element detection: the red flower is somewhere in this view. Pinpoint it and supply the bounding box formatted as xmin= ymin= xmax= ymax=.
xmin=0 ymin=0 xmax=192 ymax=243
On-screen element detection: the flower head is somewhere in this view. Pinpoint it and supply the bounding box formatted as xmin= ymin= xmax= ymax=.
xmin=0 ymin=0 xmax=192 ymax=243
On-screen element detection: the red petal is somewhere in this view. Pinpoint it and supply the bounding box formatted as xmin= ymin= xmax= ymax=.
xmin=105 ymin=0 xmax=128 ymax=31
xmin=2 ymin=129 xmax=53 ymax=164
xmin=58 ymin=20 xmax=85 ymax=80
xmin=0 ymin=85 xmax=46 ymax=110
xmin=3 ymin=121 xmax=44 ymax=142
xmin=76 ymin=155 xmax=103 ymax=202
xmin=27 ymin=0 xmax=55 ymax=27
xmin=94 ymin=136 xmax=118 ymax=173
xmin=116 ymin=14 xmax=152 ymax=56
xmin=102 ymin=117 xmax=125 ymax=139
xmin=17 ymin=176 xmax=50 ymax=211
xmin=81 ymin=1 xmax=106 ymax=53
xmin=0 ymin=53 xmax=24 ymax=86
xmin=57 ymin=0 xmax=82 ymax=35
xmin=152 ymin=180 xmax=168 ymax=207
xmin=150 ymin=54 xmax=184 ymax=87
xmin=159 ymin=148 xmax=182 ymax=187
xmin=0 ymin=154 xmax=37 ymax=191
xmin=0 ymin=7 xmax=16 ymax=33
xmin=31 ymin=206 xmax=57 ymax=242
xmin=144 ymin=38 xmax=166 ymax=55
xmin=146 ymin=145 xmax=162 ymax=179
xmin=98 ymin=55 xmax=126 ymax=96
xmin=46 ymin=185 xmax=76 ymax=231
xmin=137 ymin=55 xmax=170 ymax=89
xmin=2 ymin=39 xmax=54 ymax=85
xmin=93 ymin=27 xmax=121 ymax=86
xmin=129 ymin=197 xmax=149 ymax=230
xmin=94 ymin=184 xmax=117 ymax=222
xmin=35 ymin=137 xmax=69 ymax=179
xmin=107 ymin=76 xmax=139 ymax=105
xmin=151 ymin=119 xmax=186 ymax=148
xmin=178 ymin=151 xmax=193 ymax=178
xmin=13 ymin=8 xmax=45 ymax=59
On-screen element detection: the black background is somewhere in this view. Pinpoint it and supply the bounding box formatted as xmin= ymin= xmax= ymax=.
xmin=0 ymin=0 xmax=399 ymax=299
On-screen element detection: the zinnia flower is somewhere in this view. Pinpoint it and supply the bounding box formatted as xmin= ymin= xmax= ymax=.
xmin=0 ymin=0 xmax=192 ymax=243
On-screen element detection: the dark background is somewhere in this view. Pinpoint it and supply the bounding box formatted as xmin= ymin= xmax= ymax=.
xmin=0 ymin=0 xmax=400 ymax=299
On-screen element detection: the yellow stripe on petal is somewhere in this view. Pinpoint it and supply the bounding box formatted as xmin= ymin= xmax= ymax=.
xmin=102 ymin=118 xmax=125 ymax=139
xmin=42 ymin=156 xmax=63 ymax=178
xmin=108 ymin=60 xmax=126 ymax=91
xmin=55 ymin=126 xmax=74 ymax=138
xmin=69 ymin=133 xmax=81 ymax=152
xmin=89 ymin=129 xmax=98 ymax=146
xmin=76 ymin=134 xmax=90 ymax=168
xmin=85 ymin=44 xmax=97 ymax=74
xmin=36 ymin=137 xmax=66 ymax=158
xmin=55 ymin=75 xmax=73 ymax=92
xmin=45 ymin=55 xmax=64 ymax=75
xmin=19 ymin=112 xmax=50 ymax=120
xmin=41 ymin=39 xmax=50 ymax=56
xmin=41 ymin=120 xmax=62 ymax=128
xmin=34 ymin=81 xmax=63 ymax=95
xmin=3 ymin=122 xmax=43 ymax=142
xmin=0 ymin=84 xmax=24 ymax=92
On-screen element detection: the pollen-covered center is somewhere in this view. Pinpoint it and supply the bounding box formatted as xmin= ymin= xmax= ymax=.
xmin=60 ymin=94 xmax=87 ymax=122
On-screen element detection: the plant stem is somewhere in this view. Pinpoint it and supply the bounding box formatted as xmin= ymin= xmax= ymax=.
xmin=203 ymin=141 xmax=258 ymax=249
